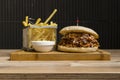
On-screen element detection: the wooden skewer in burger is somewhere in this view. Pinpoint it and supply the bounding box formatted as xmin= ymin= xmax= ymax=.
xmin=58 ymin=19 xmax=100 ymax=52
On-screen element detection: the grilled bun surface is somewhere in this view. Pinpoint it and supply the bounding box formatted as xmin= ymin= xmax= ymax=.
xmin=59 ymin=26 xmax=99 ymax=39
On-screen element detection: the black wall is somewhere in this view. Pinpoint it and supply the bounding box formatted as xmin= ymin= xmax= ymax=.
xmin=0 ymin=0 xmax=119 ymax=49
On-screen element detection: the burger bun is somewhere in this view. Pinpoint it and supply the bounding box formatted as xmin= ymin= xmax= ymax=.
xmin=59 ymin=26 xmax=99 ymax=39
xmin=58 ymin=45 xmax=98 ymax=53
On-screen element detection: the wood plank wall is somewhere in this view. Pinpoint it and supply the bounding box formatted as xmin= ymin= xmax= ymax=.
xmin=0 ymin=0 xmax=119 ymax=49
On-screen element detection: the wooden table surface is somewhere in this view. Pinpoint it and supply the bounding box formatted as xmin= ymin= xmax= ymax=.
xmin=0 ymin=49 xmax=120 ymax=80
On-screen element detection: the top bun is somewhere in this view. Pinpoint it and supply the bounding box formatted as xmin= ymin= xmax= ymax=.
xmin=59 ymin=26 xmax=99 ymax=39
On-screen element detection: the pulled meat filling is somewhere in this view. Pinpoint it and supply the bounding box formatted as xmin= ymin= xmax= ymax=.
xmin=59 ymin=33 xmax=99 ymax=48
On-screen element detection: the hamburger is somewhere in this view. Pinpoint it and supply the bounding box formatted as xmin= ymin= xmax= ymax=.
xmin=58 ymin=26 xmax=100 ymax=52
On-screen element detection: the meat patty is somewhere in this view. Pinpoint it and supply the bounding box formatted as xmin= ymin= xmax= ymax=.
xmin=59 ymin=33 xmax=99 ymax=48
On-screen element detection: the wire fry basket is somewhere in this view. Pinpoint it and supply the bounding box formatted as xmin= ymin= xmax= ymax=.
xmin=23 ymin=25 xmax=57 ymax=51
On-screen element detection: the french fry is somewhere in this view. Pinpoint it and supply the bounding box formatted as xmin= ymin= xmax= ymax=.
xmin=50 ymin=21 xmax=53 ymax=25
xmin=28 ymin=23 xmax=32 ymax=26
xmin=35 ymin=18 xmax=41 ymax=24
xmin=25 ymin=16 xmax=29 ymax=24
xmin=38 ymin=22 xmax=44 ymax=26
xmin=43 ymin=23 xmax=48 ymax=26
xmin=50 ymin=21 xmax=57 ymax=27
xmin=44 ymin=9 xmax=57 ymax=24
xmin=22 ymin=21 xmax=28 ymax=27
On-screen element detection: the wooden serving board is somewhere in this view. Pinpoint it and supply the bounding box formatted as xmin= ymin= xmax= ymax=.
xmin=10 ymin=50 xmax=110 ymax=61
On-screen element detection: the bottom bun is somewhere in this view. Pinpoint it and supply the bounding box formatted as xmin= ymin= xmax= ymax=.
xmin=58 ymin=45 xmax=98 ymax=53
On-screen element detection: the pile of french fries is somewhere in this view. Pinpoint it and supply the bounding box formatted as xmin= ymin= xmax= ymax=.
xmin=22 ymin=9 xmax=57 ymax=27
xmin=22 ymin=9 xmax=57 ymax=49
xmin=31 ymin=28 xmax=56 ymax=41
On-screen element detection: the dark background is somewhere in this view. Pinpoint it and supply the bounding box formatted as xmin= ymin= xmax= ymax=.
xmin=0 ymin=0 xmax=119 ymax=49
